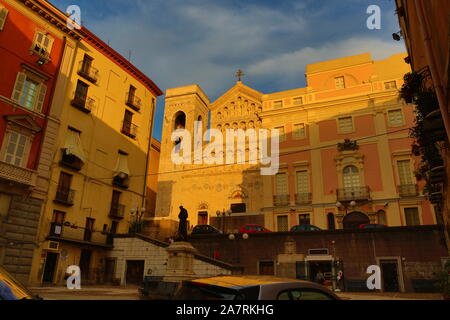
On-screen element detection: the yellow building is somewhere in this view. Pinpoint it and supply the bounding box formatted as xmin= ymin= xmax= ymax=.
xmin=29 ymin=21 xmax=162 ymax=285
xmin=151 ymin=52 xmax=436 ymax=237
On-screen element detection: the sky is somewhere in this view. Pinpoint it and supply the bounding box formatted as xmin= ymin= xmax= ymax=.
xmin=51 ymin=0 xmax=406 ymax=141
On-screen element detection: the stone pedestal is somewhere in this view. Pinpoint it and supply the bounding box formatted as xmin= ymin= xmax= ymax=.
xmin=164 ymin=241 xmax=198 ymax=282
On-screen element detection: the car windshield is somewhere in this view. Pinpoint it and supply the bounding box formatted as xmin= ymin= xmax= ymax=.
xmin=174 ymin=282 xmax=260 ymax=300
xmin=0 ymin=265 xmax=34 ymax=300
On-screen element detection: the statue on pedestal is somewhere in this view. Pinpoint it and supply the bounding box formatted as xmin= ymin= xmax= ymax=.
xmin=177 ymin=206 xmax=189 ymax=242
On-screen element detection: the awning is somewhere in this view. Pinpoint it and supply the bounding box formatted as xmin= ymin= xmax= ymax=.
xmin=115 ymin=153 xmax=130 ymax=176
xmin=62 ymin=130 xmax=86 ymax=163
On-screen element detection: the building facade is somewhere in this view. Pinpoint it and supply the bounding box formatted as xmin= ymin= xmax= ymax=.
xmin=0 ymin=0 xmax=81 ymax=284
xmin=395 ymin=0 xmax=450 ymax=254
xmin=153 ymin=53 xmax=436 ymax=237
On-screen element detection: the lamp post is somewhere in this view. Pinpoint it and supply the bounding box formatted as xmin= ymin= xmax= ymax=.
xmin=228 ymin=233 xmax=249 ymax=264
xmin=130 ymin=207 xmax=146 ymax=234
xmin=335 ymin=201 xmax=356 ymax=229
xmin=216 ymin=209 xmax=232 ymax=233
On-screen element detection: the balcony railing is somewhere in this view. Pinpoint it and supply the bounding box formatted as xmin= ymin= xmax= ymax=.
xmin=54 ymin=187 xmax=75 ymax=206
xmin=273 ymin=194 xmax=290 ymax=206
xmin=295 ymin=193 xmax=312 ymax=205
xmin=0 ymin=161 xmax=37 ymax=186
xmin=121 ymin=120 xmax=138 ymax=139
xmin=71 ymin=95 xmax=96 ymax=113
xmin=398 ymin=184 xmax=419 ymax=197
xmin=60 ymin=152 xmax=84 ymax=171
xmin=336 ymin=186 xmax=370 ymax=202
xmin=48 ymin=222 xmax=111 ymax=247
xmin=78 ymin=61 xmax=99 ymax=83
xmin=109 ymin=204 xmax=125 ymax=219
xmin=126 ymin=93 xmax=142 ymax=111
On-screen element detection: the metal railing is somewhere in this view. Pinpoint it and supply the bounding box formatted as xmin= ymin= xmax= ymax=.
xmin=121 ymin=120 xmax=138 ymax=138
xmin=78 ymin=61 xmax=99 ymax=83
xmin=71 ymin=94 xmax=96 ymax=113
xmin=109 ymin=204 xmax=125 ymax=219
xmin=273 ymin=194 xmax=290 ymax=206
xmin=295 ymin=193 xmax=312 ymax=205
xmin=336 ymin=186 xmax=370 ymax=202
xmin=54 ymin=187 xmax=75 ymax=206
xmin=126 ymin=92 xmax=142 ymax=111
xmin=398 ymin=184 xmax=419 ymax=197
xmin=48 ymin=223 xmax=110 ymax=246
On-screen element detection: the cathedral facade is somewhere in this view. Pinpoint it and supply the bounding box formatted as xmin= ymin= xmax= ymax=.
xmin=151 ymin=52 xmax=437 ymax=237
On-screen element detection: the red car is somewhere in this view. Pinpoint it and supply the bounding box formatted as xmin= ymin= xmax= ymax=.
xmin=239 ymin=224 xmax=272 ymax=234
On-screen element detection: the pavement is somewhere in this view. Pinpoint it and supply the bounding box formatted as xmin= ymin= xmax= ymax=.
xmin=28 ymin=286 xmax=444 ymax=300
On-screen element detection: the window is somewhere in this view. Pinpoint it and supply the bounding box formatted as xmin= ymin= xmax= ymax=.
xmin=327 ymin=213 xmax=335 ymax=230
xmin=274 ymin=126 xmax=286 ymax=142
xmin=276 ymin=173 xmax=288 ymax=195
xmin=122 ymin=110 xmax=136 ymax=138
xmin=84 ymin=218 xmax=95 ymax=241
xmin=377 ymin=210 xmax=387 ymax=225
xmin=128 ymin=85 xmax=136 ymax=102
xmin=299 ymin=214 xmax=310 ymax=225
xmin=81 ymin=54 xmax=93 ymax=73
xmin=0 ymin=193 xmax=12 ymax=220
xmin=293 ymin=123 xmax=306 ymax=140
xmin=277 ymin=289 xmax=334 ymax=300
xmin=335 ymin=76 xmax=345 ymax=89
xmin=12 ymin=73 xmax=47 ymax=112
xmin=2 ymin=131 xmax=29 ymax=167
xmin=32 ymin=31 xmax=54 ymax=57
xmin=404 ymin=207 xmax=420 ymax=226
xmin=55 ymin=172 xmax=73 ymax=204
xmin=0 ymin=6 xmax=9 ymax=31
xmin=343 ymin=166 xmax=360 ymax=188
xmin=296 ymin=170 xmax=309 ymax=193
xmin=388 ymin=109 xmax=404 ymax=126
xmin=385 ymin=81 xmax=397 ymax=90
xmin=273 ymin=100 xmax=283 ymax=108
xmin=338 ymin=116 xmax=353 ymax=133
xmin=293 ymin=97 xmax=303 ymax=106
xmin=259 ymin=261 xmax=275 ymax=275
xmin=231 ymin=203 xmax=246 ymax=213
xmin=397 ymin=160 xmax=413 ymax=185
xmin=74 ymin=80 xmax=89 ymax=105
xmin=277 ymin=215 xmax=289 ymax=232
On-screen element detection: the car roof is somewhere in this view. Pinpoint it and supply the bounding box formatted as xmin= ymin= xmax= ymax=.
xmin=0 ymin=265 xmax=34 ymax=299
xmin=190 ymin=276 xmax=311 ymax=288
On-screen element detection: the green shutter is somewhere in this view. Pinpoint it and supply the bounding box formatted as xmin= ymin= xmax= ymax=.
xmin=0 ymin=8 xmax=8 ymax=31
xmin=11 ymin=73 xmax=26 ymax=102
xmin=35 ymin=83 xmax=47 ymax=112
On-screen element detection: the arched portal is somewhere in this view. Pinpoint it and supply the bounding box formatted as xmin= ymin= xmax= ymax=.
xmin=342 ymin=211 xmax=370 ymax=229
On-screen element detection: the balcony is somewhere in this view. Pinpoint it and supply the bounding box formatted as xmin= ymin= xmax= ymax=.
xmin=295 ymin=193 xmax=312 ymax=205
xmin=54 ymin=187 xmax=75 ymax=206
xmin=126 ymin=93 xmax=142 ymax=111
xmin=109 ymin=204 xmax=125 ymax=219
xmin=336 ymin=186 xmax=370 ymax=202
xmin=398 ymin=184 xmax=419 ymax=197
xmin=60 ymin=152 xmax=84 ymax=171
xmin=113 ymin=174 xmax=130 ymax=189
xmin=78 ymin=61 xmax=99 ymax=83
xmin=0 ymin=161 xmax=37 ymax=187
xmin=273 ymin=194 xmax=290 ymax=207
xmin=48 ymin=222 xmax=112 ymax=248
xmin=121 ymin=120 xmax=138 ymax=139
xmin=71 ymin=95 xmax=96 ymax=113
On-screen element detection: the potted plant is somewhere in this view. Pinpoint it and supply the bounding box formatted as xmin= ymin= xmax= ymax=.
xmin=434 ymin=261 xmax=450 ymax=300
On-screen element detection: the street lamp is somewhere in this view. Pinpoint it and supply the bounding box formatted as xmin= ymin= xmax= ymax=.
xmin=228 ymin=233 xmax=249 ymax=263
xmin=130 ymin=207 xmax=146 ymax=234
xmin=216 ymin=209 xmax=232 ymax=233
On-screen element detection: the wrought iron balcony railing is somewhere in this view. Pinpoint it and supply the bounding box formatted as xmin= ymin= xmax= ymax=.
xmin=121 ymin=120 xmax=138 ymax=139
xmin=126 ymin=93 xmax=142 ymax=111
xmin=295 ymin=193 xmax=312 ymax=205
xmin=0 ymin=161 xmax=37 ymax=186
xmin=336 ymin=186 xmax=370 ymax=202
xmin=71 ymin=94 xmax=96 ymax=113
xmin=273 ymin=194 xmax=290 ymax=206
xmin=398 ymin=184 xmax=419 ymax=197
xmin=48 ymin=223 xmax=111 ymax=247
xmin=78 ymin=61 xmax=99 ymax=83
xmin=109 ymin=204 xmax=125 ymax=219
xmin=54 ymin=187 xmax=75 ymax=206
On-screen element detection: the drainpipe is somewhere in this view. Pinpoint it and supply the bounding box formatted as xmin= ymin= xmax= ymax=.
xmin=413 ymin=0 xmax=450 ymax=142
xmin=142 ymin=97 xmax=157 ymax=212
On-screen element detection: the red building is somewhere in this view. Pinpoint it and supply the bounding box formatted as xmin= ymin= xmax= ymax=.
xmin=0 ymin=0 xmax=81 ymax=283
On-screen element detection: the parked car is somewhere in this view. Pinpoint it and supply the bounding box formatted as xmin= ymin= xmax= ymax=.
xmin=191 ymin=225 xmax=223 ymax=235
xmin=239 ymin=224 xmax=272 ymax=234
xmin=0 ymin=265 xmax=38 ymax=300
xmin=290 ymin=224 xmax=321 ymax=232
xmin=358 ymin=223 xmax=387 ymax=229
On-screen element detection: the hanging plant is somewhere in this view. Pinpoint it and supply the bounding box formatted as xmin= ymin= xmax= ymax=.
xmin=411 ymin=143 xmax=421 ymax=156
xmin=400 ymin=72 xmax=424 ymax=103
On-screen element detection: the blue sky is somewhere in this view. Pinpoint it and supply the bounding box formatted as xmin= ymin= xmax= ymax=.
xmin=51 ymin=0 xmax=406 ymax=141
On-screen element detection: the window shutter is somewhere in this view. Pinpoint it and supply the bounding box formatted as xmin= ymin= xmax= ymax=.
xmin=11 ymin=73 xmax=26 ymax=102
xmin=35 ymin=83 xmax=47 ymax=112
xmin=0 ymin=8 xmax=9 ymax=30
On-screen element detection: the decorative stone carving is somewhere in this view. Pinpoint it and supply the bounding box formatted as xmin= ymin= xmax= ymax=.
xmin=338 ymin=139 xmax=359 ymax=152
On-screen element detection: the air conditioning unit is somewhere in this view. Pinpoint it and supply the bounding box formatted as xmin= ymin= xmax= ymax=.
xmin=45 ymin=241 xmax=60 ymax=251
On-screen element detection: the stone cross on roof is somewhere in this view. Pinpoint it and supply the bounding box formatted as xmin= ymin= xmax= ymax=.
xmin=235 ymin=69 xmax=245 ymax=82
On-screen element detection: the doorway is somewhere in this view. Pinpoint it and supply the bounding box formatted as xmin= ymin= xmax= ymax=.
xmin=79 ymin=249 xmax=92 ymax=281
xmin=42 ymin=252 xmax=58 ymax=283
xmin=380 ymin=260 xmax=400 ymax=292
xmin=342 ymin=211 xmax=370 ymax=229
xmin=104 ymin=258 xmax=116 ymax=283
xmin=308 ymin=261 xmax=333 ymax=288
xmin=198 ymin=211 xmax=208 ymax=225
xmin=125 ymin=260 xmax=145 ymax=285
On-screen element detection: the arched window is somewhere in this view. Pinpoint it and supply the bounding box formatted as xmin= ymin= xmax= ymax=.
xmin=377 ymin=210 xmax=387 ymax=225
xmin=343 ymin=165 xmax=360 ymax=188
xmin=327 ymin=213 xmax=336 ymax=230
xmin=173 ymin=111 xmax=186 ymax=149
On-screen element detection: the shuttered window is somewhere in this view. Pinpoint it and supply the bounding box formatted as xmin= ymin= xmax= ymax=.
xmin=32 ymin=31 xmax=54 ymax=57
xmin=385 ymin=81 xmax=397 ymax=90
xmin=397 ymin=160 xmax=413 ymax=185
xmin=335 ymin=76 xmax=345 ymax=89
xmin=273 ymin=100 xmax=283 ymax=108
xmin=276 ymin=173 xmax=288 ymax=195
xmin=0 ymin=7 xmax=9 ymax=30
xmin=274 ymin=126 xmax=286 ymax=142
xmin=293 ymin=123 xmax=306 ymax=140
xmin=3 ymin=131 xmax=29 ymax=167
xmin=338 ymin=117 xmax=353 ymax=133
xmin=296 ymin=170 xmax=309 ymax=193
xmin=388 ymin=109 xmax=404 ymax=126
xmin=293 ymin=97 xmax=303 ymax=106
xmin=11 ymin=73 xmax=47 ymax=112
xmin=277 ymin=215 xmax=289 ymax=232
xmin=343 ymin=165 xmax=360 ymax=188
xmin=404 ymin=207 xmax=420 ymax=226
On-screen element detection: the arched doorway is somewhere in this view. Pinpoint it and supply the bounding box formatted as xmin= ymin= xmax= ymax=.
xmin=343 ymin=211 xmax=370 ymax=229
xmin=327 ymin=213 xmax=336 ymax=230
